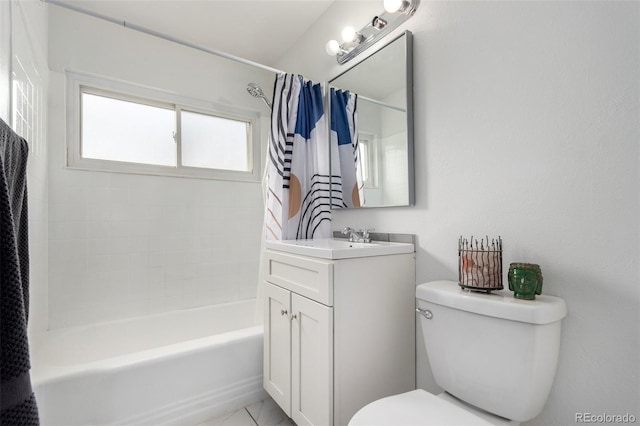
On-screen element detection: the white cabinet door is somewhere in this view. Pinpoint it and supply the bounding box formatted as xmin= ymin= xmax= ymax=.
xmin=264 ymin=282 xmax=292 ymax=415
xmin=291 ymin=293 xmax=333 ymax=426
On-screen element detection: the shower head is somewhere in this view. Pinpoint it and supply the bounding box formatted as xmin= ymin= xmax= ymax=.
xmin=246 ymin=83 xmax=264 ymax=98
xmin=246 ymin=83 xmax=272 ymax=110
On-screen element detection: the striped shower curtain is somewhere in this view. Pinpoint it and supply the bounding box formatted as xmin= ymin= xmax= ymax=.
xmin=265 ymin=74 xmax=336 ymax=240
xmin=330 ymin=88 xmax=365 ymax=208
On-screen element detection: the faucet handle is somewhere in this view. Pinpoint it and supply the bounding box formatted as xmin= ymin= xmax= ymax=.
xmin=359 ymin=228 xmax=374 ymax=243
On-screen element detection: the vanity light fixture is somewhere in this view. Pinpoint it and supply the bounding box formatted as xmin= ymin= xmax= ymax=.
xmin=371 ymin=16 xmax=388 ymax=30
xmin=383 ymin=0 xmax=410 ymax=14
xmin=325 ymin=39 xmax=344 ymax=56
xmin=326 ymin=0 xmax=418 ymax=64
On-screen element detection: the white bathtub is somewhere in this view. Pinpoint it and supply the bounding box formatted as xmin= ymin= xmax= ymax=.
xmin=31 ymin=299 xmax=266 ymax=426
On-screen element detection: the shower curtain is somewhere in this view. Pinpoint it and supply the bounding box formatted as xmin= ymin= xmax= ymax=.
xmin=0 ymin=118 xmax=39 ymax=425
xmin=330 ymin=88 xmax=365 ymax=208
xmin=265 ymin=73 xmax=336 ymax=240
xmin=256 ymin=75 xmax=363 ymax=324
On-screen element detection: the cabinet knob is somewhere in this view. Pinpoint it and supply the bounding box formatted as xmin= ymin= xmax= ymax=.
xmin=281 ymin=309 xmax=288 ymax=316
xmin=290 ymin=314 xmax=298 ymax=321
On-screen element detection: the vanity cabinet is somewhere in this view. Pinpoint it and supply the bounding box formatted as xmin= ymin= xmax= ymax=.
xmin=264 ymin=282 xmax=333 ymax=425
xmin=263 ymin=248 xmax=415 ymax=426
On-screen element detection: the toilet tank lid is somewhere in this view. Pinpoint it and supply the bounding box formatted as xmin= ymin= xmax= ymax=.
xmin=416 ymin=281 xmax=567 ymax=324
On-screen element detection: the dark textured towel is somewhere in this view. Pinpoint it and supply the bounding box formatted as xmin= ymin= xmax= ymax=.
xmin=0 ymin=118 xmax=39 ymax=425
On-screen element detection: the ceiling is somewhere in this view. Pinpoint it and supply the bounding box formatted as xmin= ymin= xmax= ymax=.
xmin=59 ymin=0 xmax=337 ymax=66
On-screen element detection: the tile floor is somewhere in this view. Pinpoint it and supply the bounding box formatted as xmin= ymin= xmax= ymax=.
xmin=196 ymin=397 xmax=296 ymax=426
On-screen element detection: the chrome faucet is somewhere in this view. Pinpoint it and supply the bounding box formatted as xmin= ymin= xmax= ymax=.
xmin=341 ymin=227 xmax=374 ymax=243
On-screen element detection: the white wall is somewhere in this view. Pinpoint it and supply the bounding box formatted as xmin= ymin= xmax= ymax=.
xmin=47 ymin=6 xmax=273 ymax=328
xmin=278 ymin=1 xmax=639 ymax=424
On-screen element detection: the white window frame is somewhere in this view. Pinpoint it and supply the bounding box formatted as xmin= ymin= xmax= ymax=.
xmin=66 ymin=70 xmax=261 ymax=182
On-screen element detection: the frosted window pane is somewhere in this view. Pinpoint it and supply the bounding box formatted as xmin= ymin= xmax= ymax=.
xmin=181 ymin=110 xmax=250 ymax=171
xmin=82 ymin=93 xmax=176 ymax=166
xmin=359 ymin=141 xmax=369 ymax=183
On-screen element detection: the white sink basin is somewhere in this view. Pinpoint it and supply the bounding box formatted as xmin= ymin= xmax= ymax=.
xmin=265 ymin=238 xmax=414 ymax=260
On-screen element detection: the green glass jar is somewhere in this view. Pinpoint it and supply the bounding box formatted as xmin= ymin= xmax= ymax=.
xmin=508 ymin=263 xmax=543 ymax=300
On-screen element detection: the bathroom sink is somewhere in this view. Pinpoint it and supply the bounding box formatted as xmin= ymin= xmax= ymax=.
xmin=265 ymin=238 xmax=414 ymax=260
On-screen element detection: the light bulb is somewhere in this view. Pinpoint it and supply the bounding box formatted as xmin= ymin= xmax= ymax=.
xmin=325 ymin=40 xmax=341 ymax=56
xmin=383 ymin=0 xmax=404 ymax=13
xmin=341 ymin=26 xmax=357 ymax=42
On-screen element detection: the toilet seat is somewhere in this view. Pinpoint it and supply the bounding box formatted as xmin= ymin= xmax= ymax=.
xmin=349 ymin=390 xmax=497 ymax=426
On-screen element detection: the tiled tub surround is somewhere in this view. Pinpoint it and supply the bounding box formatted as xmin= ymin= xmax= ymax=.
xmin=46 ymin=4 xmax=272 ymax=329
xmin=48 ymin=169 xmax=263 ymax=328
xmin=32 ymin=299 xmax=266 ymax=425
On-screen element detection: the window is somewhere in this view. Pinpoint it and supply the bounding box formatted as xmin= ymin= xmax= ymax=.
xmin=358 ymin=131 xmax=378 ymax=188
xmin=67 ymin=72 xmax=260 ymax=181
xmin=81 ymin=91 xmax=176 ymax=166
xmin=180 ymin=110 xmax=249 ymax=171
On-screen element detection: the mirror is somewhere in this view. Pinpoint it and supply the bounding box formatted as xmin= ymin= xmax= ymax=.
xmin=329 ymin=31 xmax=414 ymax=208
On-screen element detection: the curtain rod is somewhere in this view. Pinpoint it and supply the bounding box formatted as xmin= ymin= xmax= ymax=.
xmin=42 ymin=0 xmax=285 ymax=76
xmin=357 ymin=95 xmax=406 ymax=113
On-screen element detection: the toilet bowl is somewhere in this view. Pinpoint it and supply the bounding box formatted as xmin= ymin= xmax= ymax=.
xmin=350 ymin=390 xmax=516 ymax=426
xmin=350 ymin=280 xmax=567 ymax=426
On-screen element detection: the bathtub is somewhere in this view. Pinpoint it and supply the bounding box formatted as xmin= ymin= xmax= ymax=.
xmin=31 ymin=299 xmax=266 ymax=426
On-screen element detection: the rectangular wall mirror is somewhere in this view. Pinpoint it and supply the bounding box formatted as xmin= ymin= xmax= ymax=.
xmin=329 ymin=30 xmax=414 ymax=208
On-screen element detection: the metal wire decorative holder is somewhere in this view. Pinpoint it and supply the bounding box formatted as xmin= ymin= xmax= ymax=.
xmin=458 ymin=236 xmax=503 ymax=292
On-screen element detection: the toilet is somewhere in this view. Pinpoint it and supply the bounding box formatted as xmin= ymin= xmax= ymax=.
xmin=350 ymin=280 xmax=567 ymax=425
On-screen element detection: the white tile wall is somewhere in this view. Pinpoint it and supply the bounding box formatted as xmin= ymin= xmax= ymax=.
xmin=46 ymin=6 xmax=273 ymax=329
xmin=9 ymin=0 xmax=50 ymax=336
xmin=48 ymin=168 xmax=263 ymax=328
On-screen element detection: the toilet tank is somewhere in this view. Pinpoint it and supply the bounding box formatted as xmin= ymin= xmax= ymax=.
xmin=416 ymin=280 xmax=567 ymax=423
